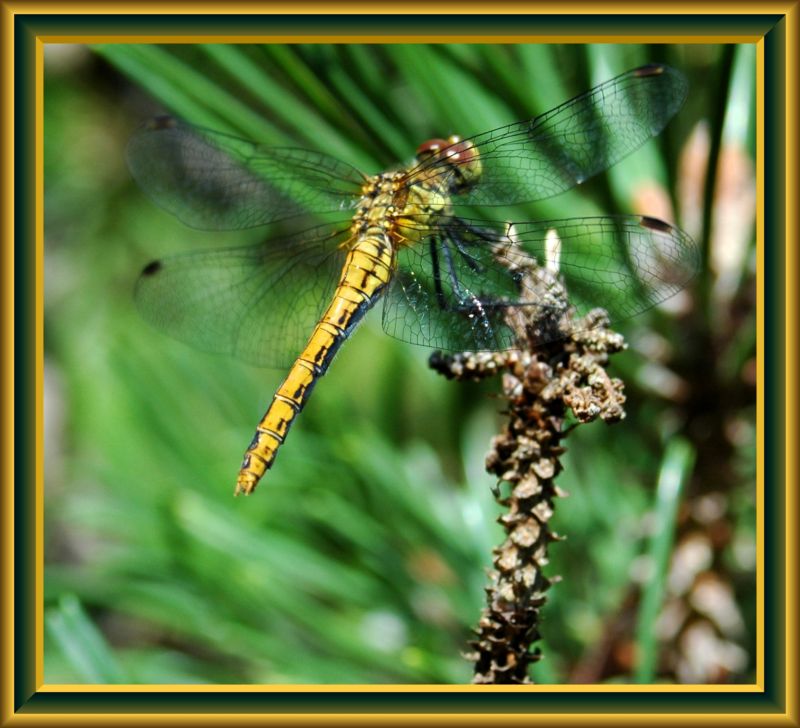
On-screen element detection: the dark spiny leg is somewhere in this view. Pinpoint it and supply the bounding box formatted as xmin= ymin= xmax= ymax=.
xmin=441 ymin=237 xmax=495 ymax=347
xmin=429 ymin=236 xmax=448 ymax=311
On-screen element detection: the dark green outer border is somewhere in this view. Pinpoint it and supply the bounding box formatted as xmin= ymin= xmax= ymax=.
xmin=12 ymin=12 xmax=785 ymax=36
xmin=14 ymin=7 xmax=39 ymax=715
xmin=762 ymin=14 xmax=787 ymax=716
xmin=9 ymin=9 xmax=788 ymax=719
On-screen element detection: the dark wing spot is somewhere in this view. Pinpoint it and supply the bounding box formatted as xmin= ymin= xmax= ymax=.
xmin=146 ymin=115 xmax=177 ymax=131
xmin=639 ymin=215 xmax=672 ymax=233
xmin=633 ymin=63 xmax=665 ymax=77
xmin=141 ymin=260 xmax=163 ymax=276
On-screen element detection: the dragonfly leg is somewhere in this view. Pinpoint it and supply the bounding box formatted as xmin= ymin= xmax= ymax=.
xmin=429 ymin=237 xmax=449 ymax=311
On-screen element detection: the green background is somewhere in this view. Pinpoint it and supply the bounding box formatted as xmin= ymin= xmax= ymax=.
xmin=42 ymin=43 xmax=757 ymax=685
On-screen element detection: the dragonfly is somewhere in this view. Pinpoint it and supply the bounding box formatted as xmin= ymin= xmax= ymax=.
xmin=127 ymin=63 xmax=698 ymax=496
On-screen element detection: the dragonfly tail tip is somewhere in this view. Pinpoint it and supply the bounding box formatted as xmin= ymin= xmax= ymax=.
xmin=235 ymin=473 xmax=260 ymax=496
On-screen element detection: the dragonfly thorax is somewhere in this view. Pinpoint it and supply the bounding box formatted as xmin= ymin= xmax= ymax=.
xmin=352 ymin=172 xmax=404 ymax=231
xmin=351 ymin=170 xmax=448 ymax=248
xmin=348 ymin=137 xmax=484 ymax=251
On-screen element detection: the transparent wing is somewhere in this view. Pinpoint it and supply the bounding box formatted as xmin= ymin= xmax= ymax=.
xmin=135 ymin=224 xmax=351 ymax=367
xmin=126 ymin=117 xmax=366 ymax=230
xmin=382 ymin=214 xmax=699 ymax=352
xmin=405 ymin=64 xmax=688 ymax=207
xmin=382 ymin=222 xmax=525 ymax=351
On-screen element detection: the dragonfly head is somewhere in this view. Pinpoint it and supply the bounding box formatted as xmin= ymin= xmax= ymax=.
xmin=415 ymin=135 xmax=482 ymax=193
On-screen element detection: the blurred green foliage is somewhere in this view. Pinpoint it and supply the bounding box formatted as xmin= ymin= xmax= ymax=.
xmin=43 ymin=43 xmax=756 ymax=684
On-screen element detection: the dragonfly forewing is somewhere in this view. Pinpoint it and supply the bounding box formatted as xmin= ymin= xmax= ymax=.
xmin=404 ymin=64 xmax=688 ymax=208
xmin=127 ymin=116 xmax=366 ymax=230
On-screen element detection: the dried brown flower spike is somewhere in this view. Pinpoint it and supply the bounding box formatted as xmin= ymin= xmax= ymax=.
xmin=429 ymin=234 xmax=628 ymax=684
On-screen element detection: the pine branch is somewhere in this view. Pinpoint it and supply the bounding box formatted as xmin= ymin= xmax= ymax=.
xmin=430 ymin=234 xmax=627 ymax=683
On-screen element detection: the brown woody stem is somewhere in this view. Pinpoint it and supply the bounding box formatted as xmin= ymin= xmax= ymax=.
xmin=430 ymin=246 xmax=627 ymax=684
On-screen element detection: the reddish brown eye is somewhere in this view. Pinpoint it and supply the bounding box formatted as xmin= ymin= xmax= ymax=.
xmin=443 ymin=139 xmax=479 ymax=166
xmin=415 ymin=138 xmax=449 ymax=160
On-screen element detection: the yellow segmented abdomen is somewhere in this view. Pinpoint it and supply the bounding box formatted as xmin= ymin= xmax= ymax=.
xmin=235 ymin=235 xmax=394 ymax=495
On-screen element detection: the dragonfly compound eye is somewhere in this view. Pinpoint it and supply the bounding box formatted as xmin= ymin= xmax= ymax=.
xmin=415 ymin=138 xmax=451 ymax=161
xmin=415 ymin=136 xmax=483 ymax=193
